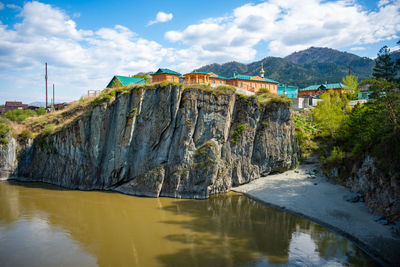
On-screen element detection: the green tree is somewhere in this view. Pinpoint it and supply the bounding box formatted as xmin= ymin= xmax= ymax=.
xmin=312 ymin=92 xmax=350 ymax=138
xmin=133 ymin=74 xmax=150 ymax=83
xmin=342 ymin=75 xmax=359 ymax=100
xmin=372 ymin=46 xmax=395 ymax=81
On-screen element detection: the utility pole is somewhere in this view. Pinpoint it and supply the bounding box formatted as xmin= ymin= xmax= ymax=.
xmin=349 ymin=66 xmax=351 ymax=76
xmin=53 ymin=84 xmax=55 ymax=107
xmin=45 ymin=63 xmax=48 ymax=108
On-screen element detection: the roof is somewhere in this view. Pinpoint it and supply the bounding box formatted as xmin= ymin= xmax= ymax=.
xmin=300 ymin=83 xmax=347 ymax=92
xmin=5 ymin=101 xmax=24 ymax=107
xmin=209 ymin=74 xmax=229 ymax=79
xmin=107 ymin=76 xmax=146 ymax=87
xmin=184 ymin=71 xmax=210 ymax=75
xmin=152 ymin=68 xmax=181 ymax=76
xmin=229 ymin=74 xmax=279 ymax=84
xmin=278 ymin=84 xmax=298 ymax=90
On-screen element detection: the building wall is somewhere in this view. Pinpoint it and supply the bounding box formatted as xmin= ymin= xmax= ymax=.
xmin=184 ymin=74 xmax=210 ymax=84
xmin=299 ymin=88 xmax=345 ymax=97
xmin=278 ymin=88 xmax=298 ymax=98
xmin=209 ymin=77 xmax=227 ymax=85
xmin=184 ymin=74 xmax=277 ymax=94
xmin=227 ymin=79 xmax=277 ymax=94
xmin=152 ymin=74 xmax=180 ymax=83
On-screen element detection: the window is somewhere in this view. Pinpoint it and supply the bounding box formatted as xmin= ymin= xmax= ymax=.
xmin=171 ymin=76 xmax=174 ymax=82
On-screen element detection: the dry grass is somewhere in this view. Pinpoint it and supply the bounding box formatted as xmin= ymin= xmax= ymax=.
xmin=5 ymin=95 xmax=98 ymax=138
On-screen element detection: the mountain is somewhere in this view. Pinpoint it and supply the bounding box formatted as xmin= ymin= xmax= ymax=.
xmin=196 ymin=47 xmax=376 ymax=88
xmin=29 ymin=102 xmax=46 ymax=107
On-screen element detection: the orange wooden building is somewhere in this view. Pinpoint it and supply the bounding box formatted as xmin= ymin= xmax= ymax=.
xmin=151 ymin=68 xmax=181 ymax=83
xmin=183 ymin=71 xmax=278 ymax=94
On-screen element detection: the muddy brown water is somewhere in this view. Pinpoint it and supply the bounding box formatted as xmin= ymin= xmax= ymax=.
xmin=0 ymin=181 xmax=378 ymax=266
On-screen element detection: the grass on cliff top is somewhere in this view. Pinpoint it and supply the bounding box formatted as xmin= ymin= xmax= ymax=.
xmin=1 ymin=92 xmax=101 ymax=140
xmin=1 ymin=82 xmax=184 ymax=139
xmin=255 ymin=88 xmax=292 ymax=107
xmin=183 ymin=84 xmax=236 ymax=96
xmin=236 ymin=88 xmax=292 ymax=108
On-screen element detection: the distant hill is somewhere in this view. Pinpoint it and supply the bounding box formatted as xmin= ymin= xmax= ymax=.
xmin=196 ymin=47 xmax=380 ymax=88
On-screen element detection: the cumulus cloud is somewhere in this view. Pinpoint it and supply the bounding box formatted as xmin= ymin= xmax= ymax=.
xmin=165 ymin=0 xmax=400 ymax=60
xmin=0 ymin=1 xmax=168 ymax=102
xmin=148 ymin=11 xmax=173 ymax=26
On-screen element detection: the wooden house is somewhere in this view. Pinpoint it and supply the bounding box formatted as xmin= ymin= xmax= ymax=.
xmin=151 ymin=68 xmax=181 ymax=83
xmin=299 ymin=83 xmax=347 ymax=97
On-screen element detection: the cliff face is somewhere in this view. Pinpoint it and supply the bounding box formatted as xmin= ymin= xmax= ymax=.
xmin=0 ymin=137 xmax=17 ymax=179
xmin=347 ymin=156 xmax=400 ymax=220
xmin=4 ymin=84 xmax=299 ymax=198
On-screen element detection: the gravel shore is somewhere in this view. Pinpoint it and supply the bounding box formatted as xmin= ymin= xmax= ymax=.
xmin=233 ymin=162 xmax=400 ymax=266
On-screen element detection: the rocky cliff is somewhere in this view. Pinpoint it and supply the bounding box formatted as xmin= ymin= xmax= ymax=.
xmin=347 ymin=156 xmax=400 ymax=220
xmin=1 ymin=84 xmax=299 ymax=198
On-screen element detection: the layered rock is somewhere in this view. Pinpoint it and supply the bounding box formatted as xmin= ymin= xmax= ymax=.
xmin=4 ymin=84 xmax=299 ymax=198
xmin=347 ymin=156 xmax=400 ymax=220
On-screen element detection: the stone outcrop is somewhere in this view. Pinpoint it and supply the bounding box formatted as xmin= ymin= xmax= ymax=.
xmin=347 ymin=156 xmax=400 ymax=220
xmin=1 ymin=84 xmax=299 ymax=198
xmin=0 ymin=137 xmax=17 ymax=179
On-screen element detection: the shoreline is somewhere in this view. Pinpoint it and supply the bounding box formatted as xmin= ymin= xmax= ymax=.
xmin=232 ymin=162 xmax=400 ymax=266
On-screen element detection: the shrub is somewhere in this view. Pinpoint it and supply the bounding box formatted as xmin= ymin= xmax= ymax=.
xmin=18 ymin=129 xmax=33 ymax=143
xmin=326 ymin=146 xmax=344 ymax=164
xmin=36 ymin=107 xmax=46 ymax=116
xmin=256 ymin=88 xmax=272 ymax=95
xmin=293 ymin=114 xmax=319 ymax=159
xmin=5 ymin=109 xmax=37 ymax=122
xmin=231 ymin=124 xmax=247 ymax=144
xmin=0 ymin=122 xmax=10 ymax=148
xmin=42 ymin=123 xmax=56 ymax=136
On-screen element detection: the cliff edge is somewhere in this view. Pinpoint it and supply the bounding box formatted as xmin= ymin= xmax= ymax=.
xmin=2 ymin=83 xmax=299 ymax=198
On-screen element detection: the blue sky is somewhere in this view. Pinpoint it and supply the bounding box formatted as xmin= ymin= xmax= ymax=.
xmin=0 ymin=0 xmax=399 ymax=104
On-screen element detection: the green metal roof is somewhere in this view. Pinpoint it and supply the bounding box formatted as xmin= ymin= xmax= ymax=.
xmin=210 ymin=74 xmax=229 ymax=79
xmin=278 ymin=84 xmax=298 ymax=90
xmin=185 ymin=71 xmax=210 ymax=75
xmin=300 ymin=83 xmax=347 ymax=92
xmin=152 ymin=68 xmax=181 ymax=76
xmin=107 ymin=75 xmax=146 ymax=88
xmin=115 ymin=75 xmax=146 ymax=86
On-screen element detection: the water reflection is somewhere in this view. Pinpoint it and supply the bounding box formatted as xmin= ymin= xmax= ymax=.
xmin=0 ymin=181 xmax=377 ymax=266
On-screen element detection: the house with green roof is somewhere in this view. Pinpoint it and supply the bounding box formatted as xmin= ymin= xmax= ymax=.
xmin=299 ymin=83 xmax=347 ymax=97
xmin=151 ymin=68 xmax=181 ymax=83
xmin=278 ymin=84 xmax=298 ymax=98
xmin=183 ymin=66 xmax=279 ymax=94
xmin=106 ymin=75 xmax=146 ymax=88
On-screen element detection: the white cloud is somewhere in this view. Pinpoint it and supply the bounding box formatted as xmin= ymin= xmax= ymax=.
xmin=0 ymin=2 xmax=4 ymax=10
xmin=148 ymin=11 xmax=173 ymax=26
xmin=165 ymin=0 xmax=400 ymax=61
xmin=350 ymin=46 xmax=366 ymax=51
xmin=6 ymin=4 xmax=21 ymax=10
xmin=0 ymin=1 xmax=168 ymax=102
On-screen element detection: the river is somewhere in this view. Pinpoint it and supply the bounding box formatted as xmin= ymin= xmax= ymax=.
xmin=0 ymin=181 xmax=377 ymax=266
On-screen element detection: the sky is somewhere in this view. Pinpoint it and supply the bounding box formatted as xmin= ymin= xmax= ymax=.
xmin=0 ymin=0 xmax=399 ymax=104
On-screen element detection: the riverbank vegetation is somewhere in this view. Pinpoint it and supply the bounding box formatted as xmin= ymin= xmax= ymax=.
xmin=295 ymin=78 xmax=400 ymax=181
